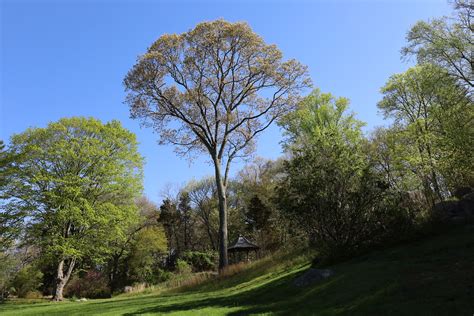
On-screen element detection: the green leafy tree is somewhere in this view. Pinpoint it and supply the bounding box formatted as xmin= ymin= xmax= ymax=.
xmin=178 ymin=192 xmax=194 ymax=251
xmin=245 ymin=195 xmax=271 ymax=232
xmin=107 ymin=197 xmax=165 ymax=291
xmin=369 ymin=126 xmax=423 ymax=193
xmin=159 ymin=199 xmax=182 ymax=256
xmin=5 ymin=117 xmax=143 ymax=301
xmin=280 ymin=89 xmax=365 ymax=152
xmin=128 ymin=226 xmax=167 ymax=284
xmin=124 ymin=19 xmax=311 ymax=269
xmin=0 ymin=140 xmax=23 ymax=251
xmin=277 ymin=90 xmax=404 ymax=258
xmin=402 ymin=0 xmax=473 ymax=91
xmin=10 ymin=264 xmax=43 ymax=298
xmin=378 ymin=64 xmax=473 ymax=201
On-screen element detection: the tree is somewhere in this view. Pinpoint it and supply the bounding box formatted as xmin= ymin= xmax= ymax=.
xmin=5 ymin=117 xmax=143 ymax=301
xmin=127 ymin=226 xmax=167 ymax=284
xmin=378 ymin=64 xmax=473 ymax=201
xmin=124 ymin=19 xmax=310 ymax=268
xmin=159 ymin=199 xmax=181 ymax=255
xmin=107 ymin=197 xmax=165 ymax=291
xmin=236 ymin=158 xmax=289 ymax=251
xmin=402 ymin=0 xmax=473 ymax=92
xmin=245 ymin=195 xmax=271 ymax=232
xmin=185 ymin=177 xmax=219 ymax=251
xmin=277 ymin=90 xmax=406 ymax=258
xmin=178 ymin=192 xmax=194 ymax=250
xmin=0 ymin=140 xmax=23 ymax=251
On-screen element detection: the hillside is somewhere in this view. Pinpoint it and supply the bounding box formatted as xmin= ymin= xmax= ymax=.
xmin=1 ymin=225 xmax=473 ymax=315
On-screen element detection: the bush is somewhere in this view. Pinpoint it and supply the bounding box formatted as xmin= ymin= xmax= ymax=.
xmin=182 ymin=251 xmax=217 ymax=272
xmin=155 ymin=268 xmax=173 ymax=282
xmin=10 ymin=265 xmax=43 ymax=298
xmin=64 ymin=270 xmax=111 ymax=299
xmin=176 ymin=259 xmax=192 ymax=274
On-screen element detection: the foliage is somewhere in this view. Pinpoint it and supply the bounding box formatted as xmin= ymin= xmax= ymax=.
xmin=10 ymin=265 xmax=43 ymax=298
xmin=0 ymin=140 xmax=24 ymax=251
xmin=128 ymin=226 xmax=168 ymax=284
xmin=107 ymin=197 xmax=168 ymax=291
xmin=4 ymin=117 xmax=143 ymax=300
xmin=0 ymin=253 xmax=18 ymax=300
xmin=378 ymin=64 xmax=474 ymax=200
xmin=64 ymin=270 xmax=111 ymax=299
xmin=235 ymin=158 xmax=293 ymax=252
xmin=277 ymin=89 xmax=411 ymax=258
xmin=402 ymin=0 xmax=473 ymax=91
xmin=176 ymin=259 xmax=192 ymax=275
xmin=181 ymin=251 xmax=217 ymax=272
xmin=280 ymin=88 xmax=365 ymax=151
xmin=244 ymin=195 xmax=271 ymax=231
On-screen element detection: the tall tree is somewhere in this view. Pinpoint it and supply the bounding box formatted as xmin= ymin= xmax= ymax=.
xmin=159 ymin=199 xmax=181 ymax=255
xmin=402 ymin=0 xmax=473 ymax=92
xmin=277 ymin=89 xmax=396 ymax=257
xmin=277 ymin=89 xmax=406 ymax=258
xmin=5 ymin=117 xmax=143 ymax=301
xmin=177 ymin=192 xmax=194 ymax=250
xmin=124 ymin=19 xmax=310 ymax=268
xmin=378 ymin=64 xmax=473 ymax=200
xmin=0 ymin=140 xmax=23 ymax=251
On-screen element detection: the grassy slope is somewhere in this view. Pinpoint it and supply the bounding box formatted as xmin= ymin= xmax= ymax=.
xmin=1 ymin=225 xmax=473 ymax=315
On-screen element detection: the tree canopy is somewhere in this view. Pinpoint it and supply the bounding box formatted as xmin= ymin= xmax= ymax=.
xmin=3 ymin=117 xmax=143 ymax=300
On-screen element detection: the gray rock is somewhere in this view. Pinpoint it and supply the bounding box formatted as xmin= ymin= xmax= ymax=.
xmin=459 ymin=192 xmax=474 ymax=216
xmin=433 ymin=192 xmax=474 ymax=221
xmin=124 ymin=286 xmax=133 ymax=293
xmin=293 ymin=268 xmax=334 ymax=287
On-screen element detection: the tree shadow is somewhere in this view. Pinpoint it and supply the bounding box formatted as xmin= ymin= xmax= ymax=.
xmin=121 ymin=267 xmax=353 ymax=315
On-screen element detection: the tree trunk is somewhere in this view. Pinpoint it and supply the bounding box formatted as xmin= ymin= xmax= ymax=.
xmin=213 ymin=159 xmax=228 ymax=270
xmin=53 ymin=258 xmax=75 ymax=301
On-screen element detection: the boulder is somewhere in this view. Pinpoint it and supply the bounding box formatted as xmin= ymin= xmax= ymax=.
xmin=124 ymin=286 xmax=133 ymax=293
xmin=293 ymin=268 xmax=334 ymax=287
xmin=432 ymin=192 xmax=474 ymax=221
xmin=459 ymin=192 xmax=474 ymax=216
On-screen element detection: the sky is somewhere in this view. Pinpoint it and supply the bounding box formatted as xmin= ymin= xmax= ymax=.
xmin=1 ymin=0 xmax=452 ymax=203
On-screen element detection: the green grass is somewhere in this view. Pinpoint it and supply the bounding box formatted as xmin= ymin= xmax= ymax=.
xmin=1 ymin=225 xmax=473 ymax=315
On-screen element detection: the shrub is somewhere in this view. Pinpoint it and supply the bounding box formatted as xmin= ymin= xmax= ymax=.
xmin=155 ymin=268 xmax=173 ymax=283
xmin=182 ymin=251 xmax=217 ymax=272
xmin=176 ymin=259 xmax=192 ymax=274
xmin=10 ymin=265 xmax=43 ymax=298
xmin=64 ymin=270 xmax=111 ymax=299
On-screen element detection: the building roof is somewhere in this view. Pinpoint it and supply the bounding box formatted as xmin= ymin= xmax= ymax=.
xmin=228 ymin=235 xmax=259 ymax=252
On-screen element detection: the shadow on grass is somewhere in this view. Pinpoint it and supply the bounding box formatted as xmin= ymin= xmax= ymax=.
xmin=122 ymin=268 xmax=309 ymax=315
xmin=122 ymin=265 xmax=382 ymax=316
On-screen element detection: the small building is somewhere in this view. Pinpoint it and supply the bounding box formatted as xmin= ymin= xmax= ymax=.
xmin=228 ymin=235 xmax=259 ymax=263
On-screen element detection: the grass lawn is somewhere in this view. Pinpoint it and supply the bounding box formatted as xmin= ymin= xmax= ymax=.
xmin=1 ymin=224 xmax=473 ymax=315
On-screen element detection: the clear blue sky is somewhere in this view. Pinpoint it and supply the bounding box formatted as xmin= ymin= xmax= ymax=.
xmin=1 ymin=0 xmax=451 ymax=203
